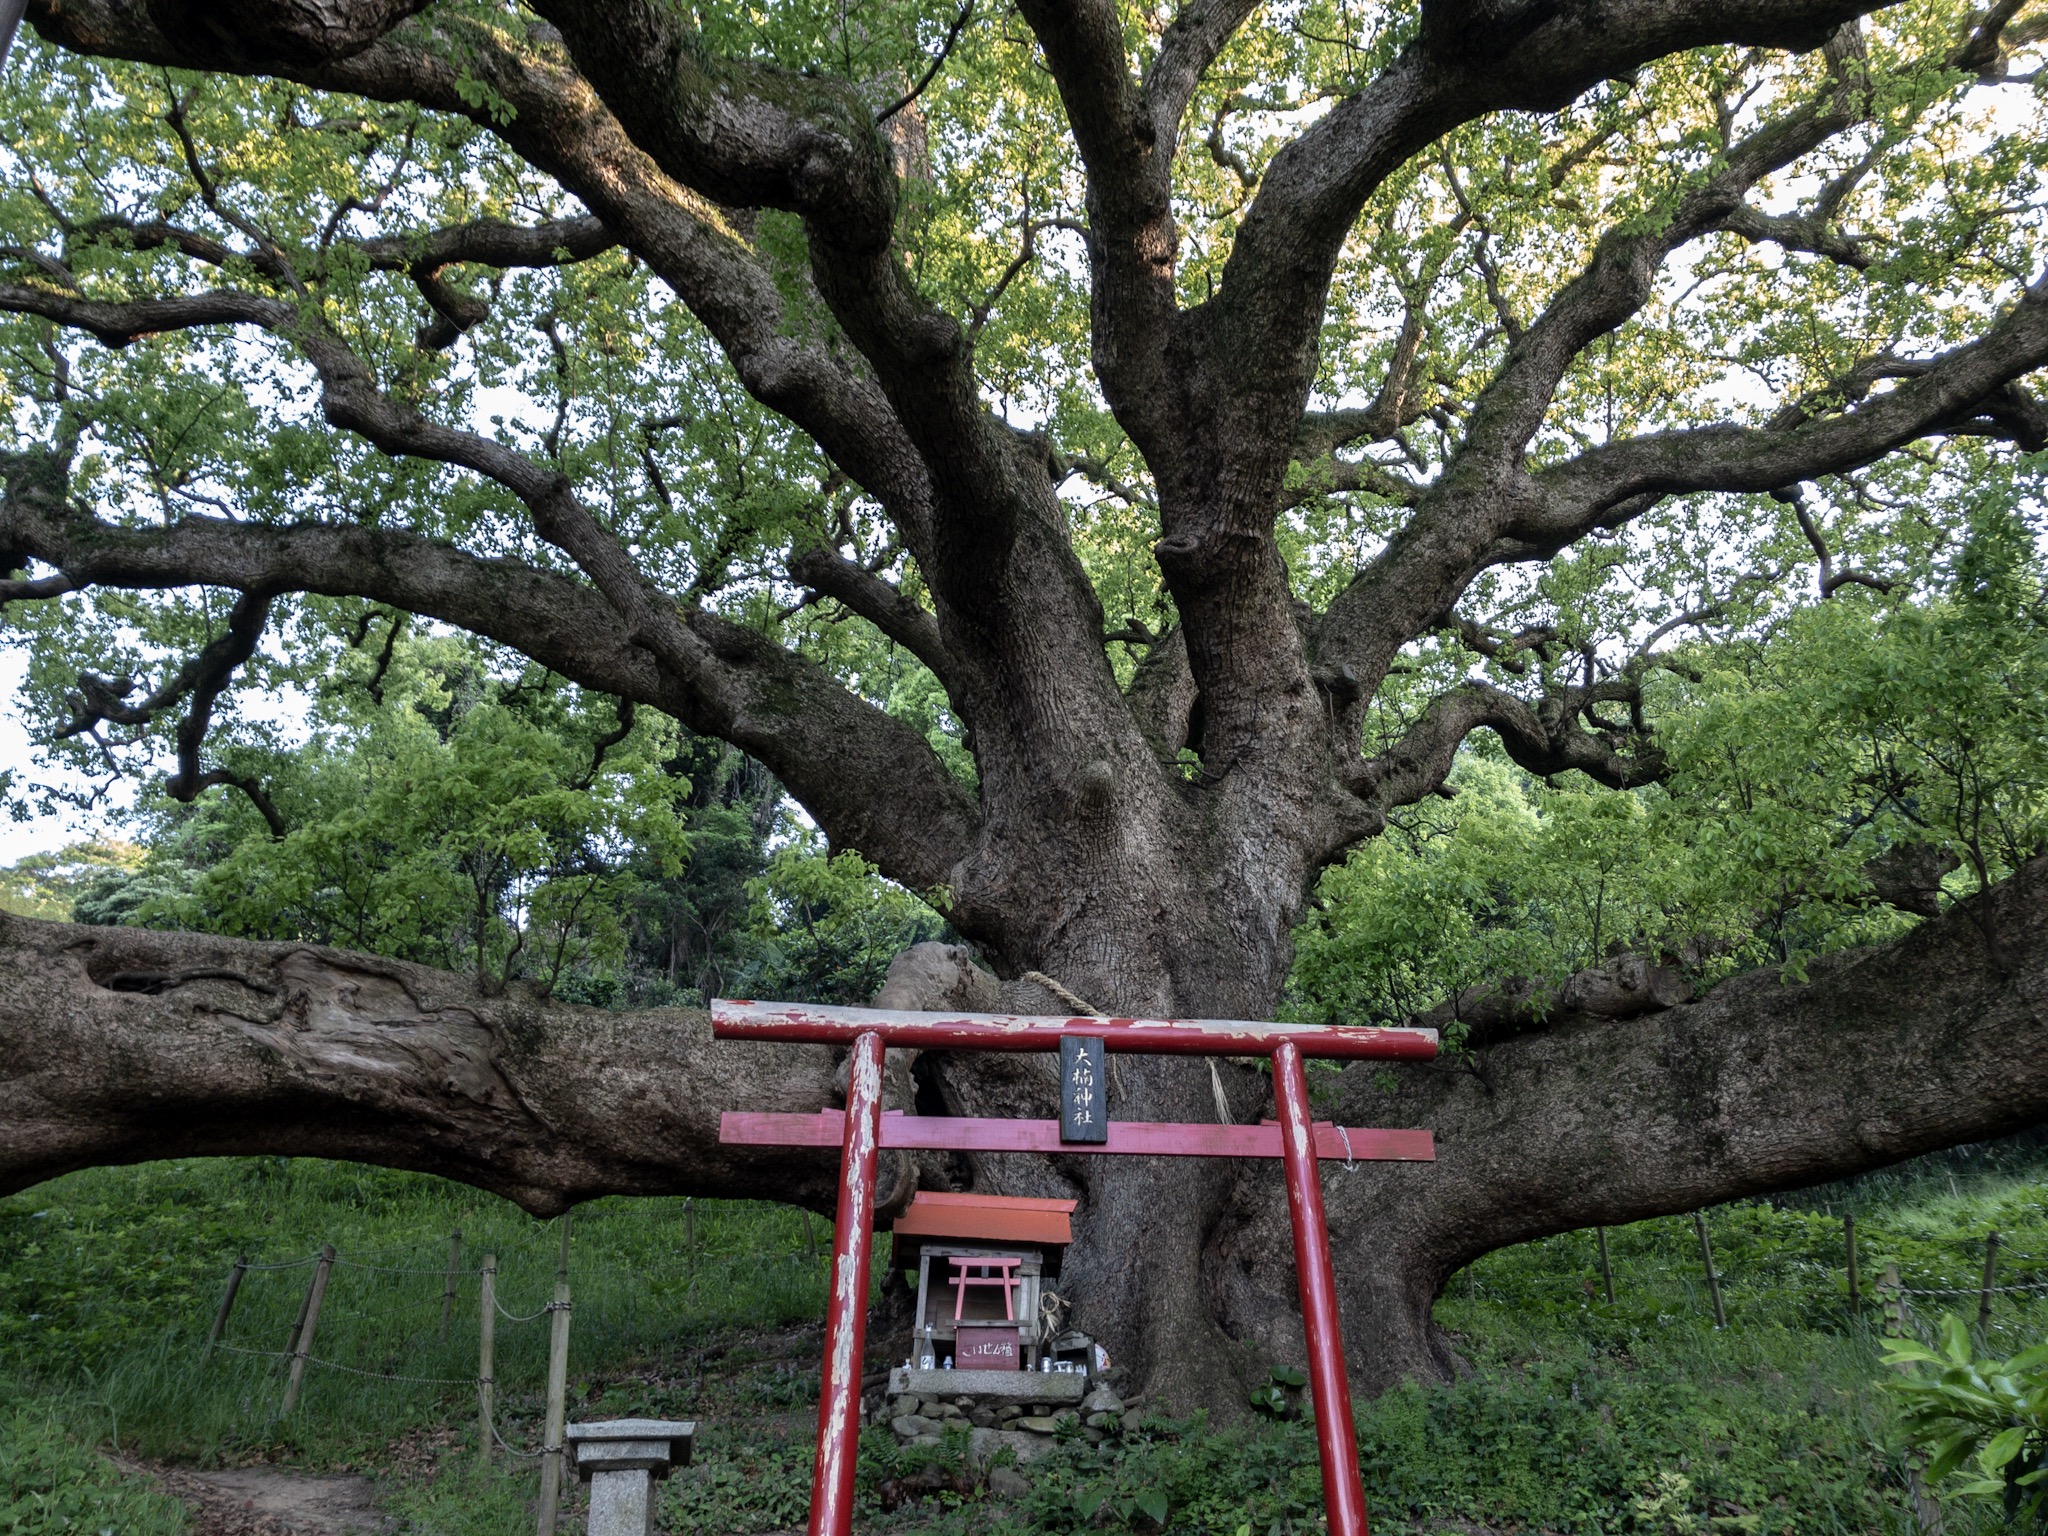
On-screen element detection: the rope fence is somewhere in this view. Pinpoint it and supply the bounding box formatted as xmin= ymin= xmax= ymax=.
xmin=211 ymin=1341 xmax=481 ymax=1388
xmin=202 ymin=1216 xmax=591 ymax=1536
xmin=1525 ymin=1210 xmax=2048 ymax=1345
xmin=1896 ymin=1276 xmax=2048 ymax=1298
xmin=194 ymin=1202 xmax=831 ymax=1536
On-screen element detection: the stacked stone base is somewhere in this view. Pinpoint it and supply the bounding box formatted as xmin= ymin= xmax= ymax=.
xmin=879 ymin=1366 xmax=1132 ymax=1462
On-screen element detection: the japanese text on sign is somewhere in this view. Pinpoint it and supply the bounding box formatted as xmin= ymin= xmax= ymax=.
xmin=1059 ymin=1035 xmax=1109 ymax=1144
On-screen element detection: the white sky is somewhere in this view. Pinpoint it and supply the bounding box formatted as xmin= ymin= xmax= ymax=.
xmin=0 ymin=646 xmax=111 ymax=861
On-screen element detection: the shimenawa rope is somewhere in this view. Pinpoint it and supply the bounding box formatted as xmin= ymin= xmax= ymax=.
xmin=1021 ymin=970 xmax=1232 ymax=1125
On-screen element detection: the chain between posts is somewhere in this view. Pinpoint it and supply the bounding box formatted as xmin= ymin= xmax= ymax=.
xmin=199 ymin=1223 xmax=577 ymax=1453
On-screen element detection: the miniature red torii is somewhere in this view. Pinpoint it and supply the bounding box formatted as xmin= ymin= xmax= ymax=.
xmin=713 ymin=999 xmax=1440 ymax=1536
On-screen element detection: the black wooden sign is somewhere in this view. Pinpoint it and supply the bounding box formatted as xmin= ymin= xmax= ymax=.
xmin=1059 ymin=1035 xmax=1108 ymax=1143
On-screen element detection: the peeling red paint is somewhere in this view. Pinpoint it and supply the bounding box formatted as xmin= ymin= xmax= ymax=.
xmin=808 ymin=1030 xmax=883 ymax=1536
xmin=712 ymin=999 xmax=1437 ymax=1060
xmin=1276 ymin=1040 xmax=1370 ymax=1536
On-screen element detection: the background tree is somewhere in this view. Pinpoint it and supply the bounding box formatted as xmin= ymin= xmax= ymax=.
xmin=1 ymin=0 xmax=2046 ymax=1407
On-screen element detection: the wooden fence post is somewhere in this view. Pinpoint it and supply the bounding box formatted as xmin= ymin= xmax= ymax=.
xmin=284 ymin=1259 xmax=315 ymax=1353
xmin=440 ymin=1227 xmax=464 ymax=1338
xmin=478 ymin=1253 xmax=498 ymax=1462
xmin=1595 ymin=1227 xmax=1615 ymax=1305
xmin=536 ymin=1215 xmax=573 ymax=1536
xmin=1693 ymin=1212 xmax=1727 ymax=1330
xmin=1978 ymin=1231 xmax=2001 ymax=1334
xmin=207 ymin=1256 xmax=249 ymax=1354
xmin=1881 ymin=1264 xmax=1947 ymax=1536
xmin=1845 ymin=1214 xmax=1859 ymax=1308
xmin=280 ymin=1245 xmax=335 ymax=1417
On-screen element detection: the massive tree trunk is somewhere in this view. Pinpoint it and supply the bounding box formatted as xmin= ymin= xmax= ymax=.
xmin=10 ymin=853 xmax=2048 ymax=1408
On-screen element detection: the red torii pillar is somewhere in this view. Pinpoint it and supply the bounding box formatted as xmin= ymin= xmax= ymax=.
xmin=714 ymin=1000 xmax=1439 ymax=1536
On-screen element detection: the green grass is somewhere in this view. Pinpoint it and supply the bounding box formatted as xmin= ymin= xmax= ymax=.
xmin=0 ymin=1405 xmax=186 ymax=1536
xmin=2 ymin=1143 xmax=2045 ymax=1535
xmin=0 ymin=1157 xmax=847 ymax=1465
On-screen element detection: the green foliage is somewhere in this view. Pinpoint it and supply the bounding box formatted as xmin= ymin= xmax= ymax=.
xmin=736 ymin=827 xmax=949 ymax=1006
xmin=0 ymin=840 xmax=140 ymax=921
xmin=1666 ymin=501 xmax=2048 ymax=921
xmin=1248 ymin=1365 xmax=1308 ymax=1421
xmin=0 ymin=1409 xmax=184 ymax=1536
xmin=2 ymin=0 xmax=2041 ymax=898
xmin=664 ymin=1437 xmax=815 ymax=1534
xmin=17 ymin=627 xmax=950 ymax=1006
xmin=1883 ymin=1319 xmax=2048 ymax=1525
xmin=120 ymin=634 xmax=693 ymax=992
xmin=1296 ymin=514 xmax=2048 ymax=1031
xmin=0 ymin=1157 xmax=859 ymax=1465
xmin=1291 ymin=759 xmax=1722 ymax=1031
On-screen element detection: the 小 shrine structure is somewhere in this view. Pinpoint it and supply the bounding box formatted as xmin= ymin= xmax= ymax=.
xmin=714 ymin=999 xmax=1440 ymax=1536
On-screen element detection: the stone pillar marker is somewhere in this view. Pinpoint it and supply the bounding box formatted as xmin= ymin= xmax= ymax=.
xmin=566 ymin=1419 xmax=696 ymax=1536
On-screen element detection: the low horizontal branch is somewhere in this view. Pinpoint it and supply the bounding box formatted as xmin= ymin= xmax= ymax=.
xmin=0 ymin=913 xmax=847 ymax=1212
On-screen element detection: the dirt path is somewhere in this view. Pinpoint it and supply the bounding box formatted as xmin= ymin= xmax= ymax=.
xmin=124 ymin=1461 xmax=396 ymax=1536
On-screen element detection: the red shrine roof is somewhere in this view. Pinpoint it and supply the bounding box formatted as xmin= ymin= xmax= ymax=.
xmin=891 ymin=1192 xmax=1075 ymax=1269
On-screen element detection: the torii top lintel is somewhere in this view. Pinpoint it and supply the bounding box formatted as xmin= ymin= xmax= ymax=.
xmin=711 ymin=999 xmax=1438 ymax=1061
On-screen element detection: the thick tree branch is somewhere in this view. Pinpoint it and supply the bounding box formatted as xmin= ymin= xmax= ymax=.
xmin=1357 ymin=678 xmax=1659 ymax=816
xmin=521 ymin=1 xmax=896 ymax=250
xmin=25 ymin=0 xmax=946 ymax=564
xmin=1315 ymin=848 xmax=2048 ymax=1395
xmin=1209 ymin=0 xmax=1892 ymax=427
xmin=1013 ymin=0 xmax=1262 ymax=456
xmin=784 ymin=545 xmax=959 ymax=693
xmin=1457 ymin=82 xmax=1865 ymax=473
xmin=501 ymin=1 xmax=1122 ymax=769
xmin=345 ymin=212 xmax=614 ymax=273
xmin=1148 ymin=0 xmax=1268 ymax=136
xmin=511 ymin=1 xmax=975 ymax=446
xmin=1146 ymin=23 xmax=1889 ymax=805
xmin=29 ymin=211 xmax=614 ymax=349
xmin=1522 ymin=274 xmax=2048 ymax=548
xmin=1124 ymin=625 xmax=1199 ymax=761
xmin=0 ymin=426 xmax=979 ymax=897
xmin=1312 ymin=115 xmax=2040 ymax=708
xmin=23 ymin=3 xmax=1166 ymax=911
xmin=0 ymin=913 xmax=845 ymax=1211
xmin=0 ymin=284 xmax=290 ymax=346
xmin=1719 ymin=201 xmax=1871 ymax=269
xmin=0 ymin=275 xmax=728 ymax=693
xmin=1281 ymin=453 xmax=1421 ymax=510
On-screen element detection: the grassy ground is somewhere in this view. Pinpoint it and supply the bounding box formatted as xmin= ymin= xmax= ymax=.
xmin=2 ymin=1141 xmax=2044 ymax=1536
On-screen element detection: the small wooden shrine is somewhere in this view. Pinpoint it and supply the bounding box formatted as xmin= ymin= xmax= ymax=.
xmin=892 ymin=1191 xmax=1076 ymax=1372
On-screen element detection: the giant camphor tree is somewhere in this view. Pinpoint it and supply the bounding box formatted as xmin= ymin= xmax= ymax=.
xmin=2 ymin=0 xmax=2047 ymax=1409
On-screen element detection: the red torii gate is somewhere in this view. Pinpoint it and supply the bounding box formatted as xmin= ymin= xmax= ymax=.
xmin=713 ymin=999 xmax=1439 ymax=1536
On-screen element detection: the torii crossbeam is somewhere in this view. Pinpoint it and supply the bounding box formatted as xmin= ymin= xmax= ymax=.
xmin=713 ymin=999 xmax=1439 ymax=1536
